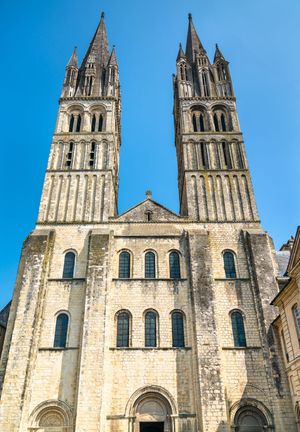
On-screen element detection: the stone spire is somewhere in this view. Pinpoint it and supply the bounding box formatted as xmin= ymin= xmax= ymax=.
xmin=108 ymin=46 xmax=118 ymax=67
xmin=185 ymin=13 xmax=206 ymax=62
xmin=176 ymin=43 xmax=186 ymax=62
xmin=81 ymin=12 xmax=110 ymax=68
xmin=76 ymin=12 xmax=111 ymax=96
xmin=67 ymin=47 xmax=78 ymax=68
xmin=214 ymin=43 xmax=225 ymax=62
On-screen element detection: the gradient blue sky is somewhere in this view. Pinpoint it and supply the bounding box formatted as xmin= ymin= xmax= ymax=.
xmin=1 ymin=0 xmax=299 ymax=309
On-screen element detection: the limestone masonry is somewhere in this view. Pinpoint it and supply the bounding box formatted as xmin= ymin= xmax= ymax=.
xmin=0 ymin=12 xmax=297 ymax=432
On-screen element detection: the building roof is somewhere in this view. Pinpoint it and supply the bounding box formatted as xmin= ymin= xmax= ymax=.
xmin=0 ymin=302 xmax=11 ymax=329
xmin=276 ymin=250 xmax=291 ymax=277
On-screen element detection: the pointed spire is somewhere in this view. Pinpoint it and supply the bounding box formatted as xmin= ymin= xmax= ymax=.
xmin=214 ymin=44 xmax=225 ymax=62
xmin=81 ymin=12 xmax=110 ymax=69
xmin=108 ymin=45 xmax=118 ymax=67
xmin=185 ymin=13 xmax=206 ymax=62
xmin=176 ymin=43 xmax=186 ymax=62
xmin=67 ymin=47 xmax=78 ymax=68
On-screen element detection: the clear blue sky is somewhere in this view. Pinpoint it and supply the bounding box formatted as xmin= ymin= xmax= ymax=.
xmin=1 ymin=0 xmax=299 ymax=309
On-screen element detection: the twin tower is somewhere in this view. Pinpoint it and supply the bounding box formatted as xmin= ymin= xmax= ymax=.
xmin=0 ymin=12 xmax=296 ymax=432
xmin=38 ymin=12 xmax=258 ymax=225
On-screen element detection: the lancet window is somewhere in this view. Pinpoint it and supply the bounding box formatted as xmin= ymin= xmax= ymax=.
xmin=54 ymin=313 xmax=69 ymax=348
xmin=231 ymin=310 xmax=247 ymax=347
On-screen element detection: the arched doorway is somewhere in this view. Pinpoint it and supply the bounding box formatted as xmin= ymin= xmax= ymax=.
xmin=234 ymin=406 xmax=269 ymax=431
xmin=132 ymin=391 xmax=174 ymax=432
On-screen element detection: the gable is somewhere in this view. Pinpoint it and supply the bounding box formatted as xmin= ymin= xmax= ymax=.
xmin=288 ymin=226 xmax=300 ymax=273
xmin=113 ymin=199 xmax=183 ymax=223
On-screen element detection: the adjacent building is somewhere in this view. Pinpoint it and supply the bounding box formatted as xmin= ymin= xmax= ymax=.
xmin=272 ymin=227 xmax=300 ymax=429
xmin=0 ymin=13 xmax=297 ymax=432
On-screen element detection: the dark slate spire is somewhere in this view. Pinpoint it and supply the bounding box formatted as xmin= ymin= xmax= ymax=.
xmin=81 ymin=12 xmax=110 ymax=68
xmin=214 ymin=44 xmax=225 ymax=62
xmin=108 ymin=46 xmax=118 ymax=67
xmin=67 ymin=47 xmax=78 ymax=68
xmin=176 ymin=43 xmax=186 ymax=62
xmin=185 ymin=13 xmax=206 ymax=62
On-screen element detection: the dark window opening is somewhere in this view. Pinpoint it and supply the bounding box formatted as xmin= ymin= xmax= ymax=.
xmin=214 ymin=114 xmax=219 ymax=131
xmin=172 ymin=312 xmax=185 ymax=347
xmin=119 ymin=251 xmax=131 ymax=278
xmin=231 ymin=311 xmax=246 ymax=347
xmin=223 ymin=251 xmax=236 ymax=278
xmin=89 ymin=142 xmax=96 ymax=167
xmin=91 ymin=114 xmax=96 ymax=132
xmin=99 ymin=114 xmax=104 ymax=132
xmin=221 ymin=114 xmax=226 ymax=131
xmin=69 ymin=114 xmax=74 ymax=132
xmin=117 ymin=312 xmax=129 ymax=347
xmin=222 ymin=142 xmax=232 ymax=169
xmin=145 ymin=251 xmax=156 ymax=278
xmin=200 ymin=142 xmax=208 ymax=168
xmin=169 ymin=251 xmax=181 ymax=279
xmin=76 ymin=114 xmax=81 ymax=132
xmin=63 ymin=251 xmax=75 ymax=278
xmin=54 ymin=313 xmax=69 ymax=348
xmin=145 ymin=311 xmax=157 ymax=347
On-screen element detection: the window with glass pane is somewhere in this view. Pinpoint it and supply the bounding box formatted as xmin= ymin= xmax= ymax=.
xmin=145 ymin=311 xmax=157 ymax=347
xmin=231 ymin=311 xmax=246 ymax=347
xmin=63 ymin=252 xmax=75 ymax=278
xmin=172 ymin=312 xmax=185 ymax=347
xmin=119 ymin=251 xmax=131 ymax=278
xmin=292 ymin=304 xmax=300 ymax=340
xmin=145 ymin=252 xmax=156 ymax=278
xmin=117 ymin=312 xmax=129 ymax=347
xmin=223 ymin=251 xmax=236 ymax=278
xmin=169 ymin=251 xmax=181 ymax=279
xmin=54 ymin=313 xmax=69 ymax=348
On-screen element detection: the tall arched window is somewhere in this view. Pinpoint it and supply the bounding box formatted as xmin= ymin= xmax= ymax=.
xmin=169 ymin=251 xmax=181 ymax=279
xmin=231 ymin=310 xmax=246 ymax=347
xmin=199 ymin=114 xmax=205 ymax=132
xmin=98 ymin=114 xmax=104 ymax=132
xmin=192 ymin=114 xmax=197 ymax=132
xmin=91 ymin=114 xmax=96 ymax=132
xmin=89 ymin=142 xmax=96 ymax=167
xmin=117 ymin=311 xmax=130 ymax=347
xmin=221 ymin=113 xmax=226 ymax=131
xmin=54 ymin=313 xmax=69 ymax=348
xmin=145 ymin=311 xmax=157 ymax=347
xmin=200 ymin=142 xmax=209 ymax=168
xmin=76 ymin=114 xmax=81 ymax=132
xmin=172 ymin=311 xmax=185 ymax=347
xmin=222 ymin=141 xmax=232 ymax=169
xmin=119 ymin=251 xmax=131 ymax=278
xmin=213 ymin=113 xmax=219 ymax=131
xmin=63 ymin=251 xmax=75 ymax=278
xmin=292 ymin=304 xmax=300 ymax=341
xmin=145 ymin=251 xmax=156 ymax=278
xmin=69 ymin=114 xmax=74 ymax=132
xmin=223 ymin=251 xmax=236 ymax=278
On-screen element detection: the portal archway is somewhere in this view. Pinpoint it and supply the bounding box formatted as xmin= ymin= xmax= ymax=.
xmin=127 ymin=387 xmax=176 ymax=432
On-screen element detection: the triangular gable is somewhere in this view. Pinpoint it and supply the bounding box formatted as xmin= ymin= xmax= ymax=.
xmin=113 ymin=198 xmax=183 ymax=223
xmin=287 ymin=226 xmax=300 ymax=273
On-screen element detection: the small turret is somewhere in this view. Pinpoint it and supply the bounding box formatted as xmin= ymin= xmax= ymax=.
xmin=213 ymin=44 xmax=233 ymax=97
xmin=107 ymin=46 xmax=119 ymax=97
xmin=61 ymin=47 xmax=78 ymax=97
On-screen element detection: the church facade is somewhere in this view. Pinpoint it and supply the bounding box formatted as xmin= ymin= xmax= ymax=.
xmin=0 ymin=13 xmax=297 ymax=432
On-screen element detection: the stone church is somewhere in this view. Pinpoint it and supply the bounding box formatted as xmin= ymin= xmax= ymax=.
xmin=0 ymin=12 xmax=297 ymax=432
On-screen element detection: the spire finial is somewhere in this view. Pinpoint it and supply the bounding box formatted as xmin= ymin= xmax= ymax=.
xmin=188 ymin=13 xmax=192 ymax=21
xmin=145 ymin=190 xmax=152 ymax=199
xmin=101 ymin=11 xmax=105 ymax=18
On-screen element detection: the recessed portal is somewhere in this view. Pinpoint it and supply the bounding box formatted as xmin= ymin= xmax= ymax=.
xmin=140 ymin=422 xmax=164 ymax=432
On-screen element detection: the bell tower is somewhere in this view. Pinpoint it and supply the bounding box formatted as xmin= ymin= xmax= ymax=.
xmin=174 ymin=14 xmax=259 ymax=222
xmin=38 ymin=12 xmax=121 ymax=223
